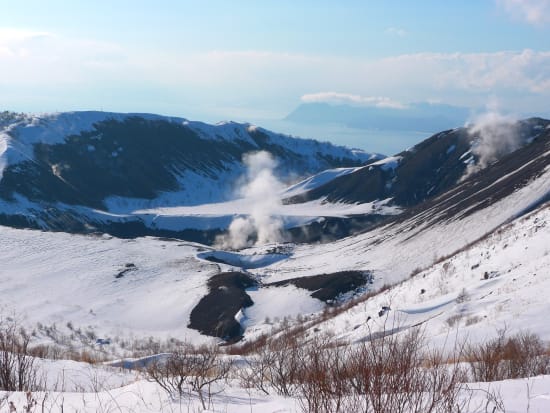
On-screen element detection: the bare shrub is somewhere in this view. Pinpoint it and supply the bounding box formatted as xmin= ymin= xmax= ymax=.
xmin=289 ymin=328 xmax=469 ymax=413
xmin=343 ymin=329 xmax=467 ymax=413
xmin=456 ymin=288 xmax=470 ymax=303
xmin=295 ymin=336 xmax=350 ymax=413
xmin=238 ymin=325 xmax=307 ymax=398
xmin=146 ymin=343 xmax=231 ymax=410
xmin=263 ymin=331 xmax=304 ymax=397
xmin=467 ymin=330 xmax=549 ymax=382
xmin=465 ymin=315 xmax=482 ymax=326
xmin=0 ymin=318 xmax=42 ymax=392
xmin=238 ymin=341 xmax=277 ymax=395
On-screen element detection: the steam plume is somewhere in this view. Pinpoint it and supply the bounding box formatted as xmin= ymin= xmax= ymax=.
xmin=217 ymin=151 xmax=285 ymax=250
xmin=463 ymin=104 xmax=519 ymax=178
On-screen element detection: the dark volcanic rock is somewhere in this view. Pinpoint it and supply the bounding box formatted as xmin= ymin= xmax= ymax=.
xmin=267 ymin=271 xmax=372 ymax=302
xmin=188 ymin=272 xmax=258 ymax=342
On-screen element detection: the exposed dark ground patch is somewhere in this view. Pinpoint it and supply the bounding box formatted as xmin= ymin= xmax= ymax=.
xmin=188 ymin=270 xmax=372 ymax=342
xmin=188 ymin=272 xmax=258 ymax=342
xmin=287 ymin=215 xmax=387 ymax=243
xmin=115 ymin=263 xmax=137 ymax=279
xmin=266 ymin=271 xmax=372 ymax=302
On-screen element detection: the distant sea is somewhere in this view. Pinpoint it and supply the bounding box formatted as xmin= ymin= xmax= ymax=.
xmin=248 ymin=119 xmax=433 ymax=156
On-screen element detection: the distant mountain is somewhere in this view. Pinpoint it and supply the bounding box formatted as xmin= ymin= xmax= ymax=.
xmin=285 ymin=102 xmax=470 ymax=132
xmin=285 ymin=118 xmax=550 ymax=213
xmin=0 ymin=111 xmax=381 ymax=237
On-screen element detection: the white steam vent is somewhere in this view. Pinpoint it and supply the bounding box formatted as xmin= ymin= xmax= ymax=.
xmin=463 ymin=104 xmax=520 ymax=179
xmin=216 ymin=151 xmax=285 ymax=249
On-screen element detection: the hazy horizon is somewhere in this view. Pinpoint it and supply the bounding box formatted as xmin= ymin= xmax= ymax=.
xmin=2 ymin=1 xmax=550 ymax=151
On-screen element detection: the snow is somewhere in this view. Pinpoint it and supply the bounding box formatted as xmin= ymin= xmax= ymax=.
xmin=0 ymin=358 xmax=548 ymax=412
xmin=0 ymin=229 xmax=217 ymax=348
xmin=283 ymin=166 xmax=362 ymax=197
xmin=368 ymin=155 xmax=402 ymax=171
xmin=131 ymin=197 xmax=400 ymax=232
xmin=0 ymin=114 xmax=550 ymax=412
xmin=242 ymin=285 xmax=324 ymax=328
xmin=263 ymin=202 xmax=550 ymax=351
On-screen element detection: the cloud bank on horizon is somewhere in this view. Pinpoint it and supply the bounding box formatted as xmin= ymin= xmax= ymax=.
xmin=0 ymin=1 xmax=549 ymax=122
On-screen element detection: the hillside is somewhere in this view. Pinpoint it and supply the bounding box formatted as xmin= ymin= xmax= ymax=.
xmin=285 ymin=117 xmax=550 ymax=208
xmin=0 ymin=113 xmax=548 ymax=346
xmin=1 ymin=115 xmax=550 ymax=412
xmin=0 ymin=111 xmax=380 ymax=239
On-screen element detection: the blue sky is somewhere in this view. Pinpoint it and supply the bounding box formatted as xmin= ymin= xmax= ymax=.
xmin=1 ymin=1 xmax=549 ymax=130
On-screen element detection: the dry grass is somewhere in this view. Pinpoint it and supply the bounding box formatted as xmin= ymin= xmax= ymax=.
xmin=466 ymin=330 xmax=550 ymax=382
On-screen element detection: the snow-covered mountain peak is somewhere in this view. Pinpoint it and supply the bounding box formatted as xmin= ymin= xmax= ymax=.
xmin=0 ymin=110 xmax=382 ymax=240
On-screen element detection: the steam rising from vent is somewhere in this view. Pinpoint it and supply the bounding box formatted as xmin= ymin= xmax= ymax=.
xmin=463 ymin=107 xmax=519 ymax=179
xmin=216 ymin=151 xmax=285 ymax=250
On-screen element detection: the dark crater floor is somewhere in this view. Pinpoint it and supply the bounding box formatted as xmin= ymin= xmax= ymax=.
xmin=188 ymin=270 xmax=372 ymax=342
xmin=188 ymin=272 xmax=258 ymax=342
xmin=266 ymin=270 xmax=372 ymax=302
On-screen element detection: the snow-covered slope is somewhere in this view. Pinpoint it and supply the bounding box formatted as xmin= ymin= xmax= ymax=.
xmin=1 ymin=205 xmax=549 ymax=411
xmin=0 ymin=110 xmax=381 ymax=236
xmin=286 ymin=202 xmax=550 ymax=348
xmin=0 ymin=229 xmax=219 ymax=347
xmin=1 ymin=141 xmax=548 ymax=348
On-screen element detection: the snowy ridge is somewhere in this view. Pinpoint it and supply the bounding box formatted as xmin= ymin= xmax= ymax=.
xmin=0 ymin=111 xmax=187 ymax=177
xmin=286 ymin=118 xmax=550 ymax=208
xmin=0 ymin=111 xmax=376 ymax=176
xmin=367 ymin=155 xmax=402 ymax=171
xmin=0 ymin=111 xmax=381 ymax=235
xmin=282 ymin=166 xmax=363 ymax=197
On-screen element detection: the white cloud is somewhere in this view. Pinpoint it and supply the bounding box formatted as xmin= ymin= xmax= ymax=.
xmin=301 ymin=92 xmax=407 ymax=109
xmin=0 ymin=28 xmax=53 ymax=43
xmin=0 ymin=28 xmax=549 ymax=118
xmin=0 ymin=28 xmax=54 ymax=59
xmin=0 ymin=28 xmax=125 ymax=85
xmin=385 ymin=27 xmax=408 ymax=37
xmin=496 ymin=0 xmax=550 ymax=25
